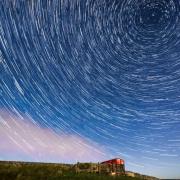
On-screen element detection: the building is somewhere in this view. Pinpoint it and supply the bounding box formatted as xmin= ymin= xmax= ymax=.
xmin=100 ymin=158 xmax=125 ymax=175
xmin=75 ymin=158 xmax=125 ymax=176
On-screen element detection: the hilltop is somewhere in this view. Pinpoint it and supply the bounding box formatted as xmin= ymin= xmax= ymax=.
xmin=0 ymin=160 xmax=159 ymax=180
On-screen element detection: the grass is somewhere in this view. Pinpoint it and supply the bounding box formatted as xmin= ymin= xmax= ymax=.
xmin=0 ymin=161 xmax=142 ymax=180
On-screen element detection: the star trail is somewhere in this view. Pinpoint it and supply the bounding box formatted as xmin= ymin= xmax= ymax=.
xmin=0 ymin=0 xmax=180 ymax=178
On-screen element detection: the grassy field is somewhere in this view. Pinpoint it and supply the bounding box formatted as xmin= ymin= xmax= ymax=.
xmin=0 ymin=161 xmax=145 ymax=180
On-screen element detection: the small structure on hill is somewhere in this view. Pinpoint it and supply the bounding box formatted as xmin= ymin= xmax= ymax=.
xmin=100 ymin=158 xmax=125 ymax=175
xmin=75 ymin=158 xmax=125 ymax=176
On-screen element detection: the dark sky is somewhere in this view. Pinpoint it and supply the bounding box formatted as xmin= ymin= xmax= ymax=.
xmin=0 ymin=0 xmax=180 ymax=178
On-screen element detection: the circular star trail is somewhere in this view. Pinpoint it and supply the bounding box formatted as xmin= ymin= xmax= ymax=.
xmin=0 ymin=0 xmax=180 ymax=178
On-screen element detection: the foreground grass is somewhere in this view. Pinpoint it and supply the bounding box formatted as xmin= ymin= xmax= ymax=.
xmin=0 ymin=162 xmax=141 ymax=180
xmin=0 ymin=172 xmax=141 ymax=180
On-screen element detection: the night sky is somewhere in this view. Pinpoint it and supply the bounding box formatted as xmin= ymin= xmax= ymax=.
xmin=0 ymin=0 xmax=180 ymax=178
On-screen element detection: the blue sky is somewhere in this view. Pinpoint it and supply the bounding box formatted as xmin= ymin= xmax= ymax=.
xmin=0 ymin=0 xmax=180 ymax=178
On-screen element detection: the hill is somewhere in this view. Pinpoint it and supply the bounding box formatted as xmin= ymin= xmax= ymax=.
xmin=0 ymin=160 xmax=159 ymax=180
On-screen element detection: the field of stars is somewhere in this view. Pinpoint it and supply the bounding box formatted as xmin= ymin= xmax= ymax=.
xmin=0 ymin=0 xmax=180 ymax=179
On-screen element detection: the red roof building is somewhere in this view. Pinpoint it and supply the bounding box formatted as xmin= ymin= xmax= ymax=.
xmin=101 ymin=158 xmax=124 ymax=165
xmin=100 ymin=158 xmax=125 ymax=175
